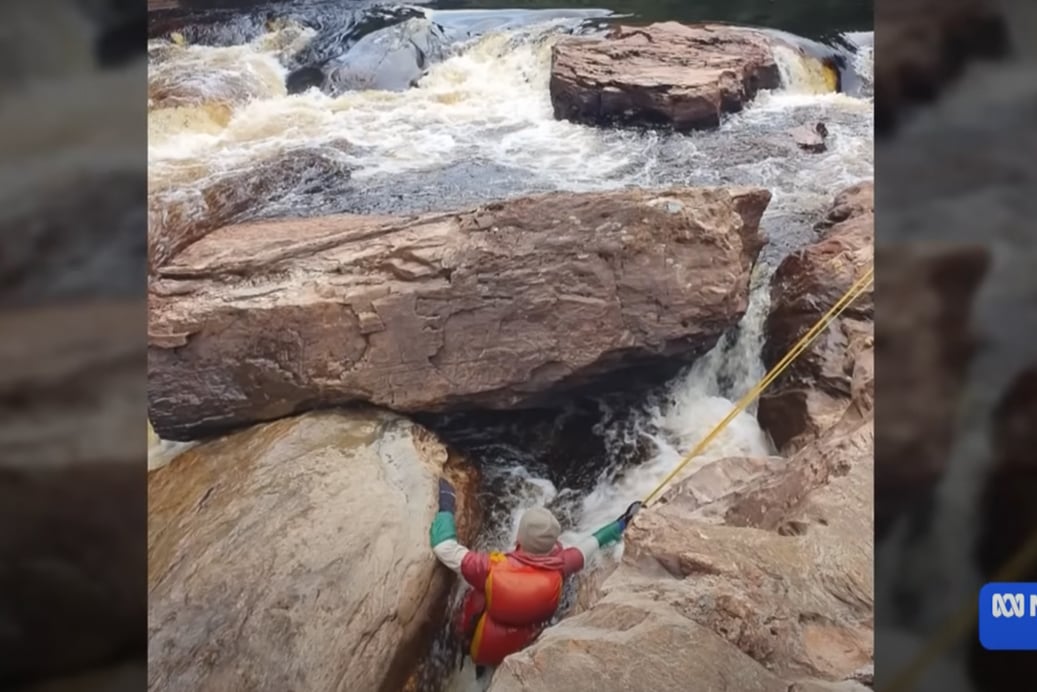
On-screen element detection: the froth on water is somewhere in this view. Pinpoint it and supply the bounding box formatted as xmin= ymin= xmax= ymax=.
xmin=148 ymin=14 xmax=874 ymax=225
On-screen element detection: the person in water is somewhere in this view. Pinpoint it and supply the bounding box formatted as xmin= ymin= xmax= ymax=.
xmin=430 ymin=479 xmax=641 ymax=674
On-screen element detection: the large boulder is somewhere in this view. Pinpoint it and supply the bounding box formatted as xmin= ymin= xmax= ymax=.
xmin=0 ymin=302 xmax=145 ymax=682
xmin=491 ymin=386 xmax=873 ymax=691
xmin=760 ymin=182 xmax=990 ymax=539
xmin=758 ymin=182 xmax=875 ymax=454
xmin=147 ymin=408 xmax=479 ymax=692
xmin=148 ymin=187 xmax=770 ymax=441
xmin=549 ymin=23 xmax=783 ymax=132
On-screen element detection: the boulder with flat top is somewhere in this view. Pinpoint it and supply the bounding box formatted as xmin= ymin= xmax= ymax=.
xmin=550 ymin=23 xmax=782 ymax=131
xmin=148 ymin=187 xmax=770 ymax=441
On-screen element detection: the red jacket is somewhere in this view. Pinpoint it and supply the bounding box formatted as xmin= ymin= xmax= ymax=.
xmin=457 ymin=543 xmax=584 ymax=666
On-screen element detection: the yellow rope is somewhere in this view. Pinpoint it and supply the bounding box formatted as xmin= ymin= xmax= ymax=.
xmin=641 ymin=264 xmax=874 ymax=507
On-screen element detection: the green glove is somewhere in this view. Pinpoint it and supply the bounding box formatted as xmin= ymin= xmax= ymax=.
xmin=592 ymin=520 xmax=624 ymax=547
xmin=429 ymin=511 xmax=457 ymax=548
xmin=592 ymin=501 xmax=642 ymax=547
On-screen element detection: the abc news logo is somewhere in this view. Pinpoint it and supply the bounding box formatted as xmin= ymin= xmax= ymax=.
xmin=990 ymin=592 xmax=1037 ymax=618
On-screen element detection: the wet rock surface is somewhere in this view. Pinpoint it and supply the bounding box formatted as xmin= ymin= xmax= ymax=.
xmin=550 ymin=22 xmax=782 ymax=131
xmin=487 ymin=183 xmax=879 ymax=692
xmin=323 ymin=17 xmax=449 ymax=93
xmin=147 ymin=187 xmax=770 ymax=441
xmin=790 ymin=122 xmax=829 ymax=152
xmin=758 ymin=182 xmax=874 ymax=454
xmin=148 ymin=408 xmax=480 ymax=692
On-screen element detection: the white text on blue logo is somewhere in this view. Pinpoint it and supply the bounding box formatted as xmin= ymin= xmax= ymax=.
xmin=991 ymin=592 xmax=1037 ymax=618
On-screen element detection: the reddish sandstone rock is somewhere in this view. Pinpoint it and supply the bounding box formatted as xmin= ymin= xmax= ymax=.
xmin=491 ymin=404 xmax=873 ymax=691
xmin=758 ymin=182 xmax=875 ymax=454
xmin=148 ymin=187 xmax=769 ymax=441
xmin=147 ymin=141 xmax=351 ymax=271
xmin=550 ymin=23 xmax=782 ymax=132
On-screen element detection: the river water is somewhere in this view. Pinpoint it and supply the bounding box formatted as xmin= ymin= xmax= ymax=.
xmin=146 ymin=1 xmax=873 ymax=687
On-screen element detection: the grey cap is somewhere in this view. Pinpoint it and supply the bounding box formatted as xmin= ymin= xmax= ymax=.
xmin=517 ymin=506 xmax=561 ymax=555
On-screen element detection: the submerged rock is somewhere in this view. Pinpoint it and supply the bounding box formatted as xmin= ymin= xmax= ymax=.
xmin=790 ymin=122 xmax=829 ymax=153
xmin=147 ymin=186 xmax=770 ymax=441
xmin=147 ymin=408 xmax=480 ymax=692
xmin=758 ymin=182 xmax=874 ymax=454
xmin=550 ymin=22 xmax=782 ymax=132
xmin=323 ymin=17 xmax=449 ymax=94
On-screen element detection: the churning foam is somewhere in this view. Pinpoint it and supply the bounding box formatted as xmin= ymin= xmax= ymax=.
xmin=148 ymin=17 xmax=874 ymax=217
xmin=149 ymin=21 xmax=634 ymax=194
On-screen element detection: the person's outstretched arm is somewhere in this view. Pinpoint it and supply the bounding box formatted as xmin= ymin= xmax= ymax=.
xmin=564 ymin=501 xmax=642 ymax=574
xmin=429 ymin=479 xmax=493 ymax=588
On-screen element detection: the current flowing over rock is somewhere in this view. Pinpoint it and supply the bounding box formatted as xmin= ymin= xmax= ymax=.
xmin=148 ymin=187 xmax=770 ymax=441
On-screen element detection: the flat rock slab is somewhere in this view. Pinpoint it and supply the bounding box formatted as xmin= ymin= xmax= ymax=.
xmin=148 ymin=187 xmax=770 ymax=441
xmin=550 ymin=22 xmax=782 ymax=131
